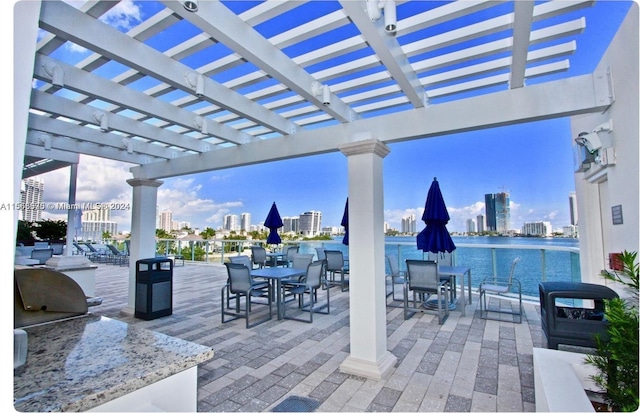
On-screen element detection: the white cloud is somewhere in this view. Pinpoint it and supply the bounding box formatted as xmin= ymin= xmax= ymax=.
xmin=100 ymin=0 xmax=142 ymax=31
xmin=158 ymin=179 xmax=244 ymax=229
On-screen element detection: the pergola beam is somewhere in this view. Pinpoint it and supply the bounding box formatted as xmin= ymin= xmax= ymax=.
xmin=510 ymin=1 xmax=535 ymax=88
xmin=161 ymin=0 xmax=357 ymax=124
xmin=38 ymin=1 xmax=295 ymax=136
xmin=132 ymin=73 xmax=612 ymax=179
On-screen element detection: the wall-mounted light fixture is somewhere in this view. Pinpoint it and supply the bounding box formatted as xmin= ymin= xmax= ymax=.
xmin=42 ymin=61 xmax=64 ymax=87
xmin=312 ymin=81 xmax=331 ymax=106
xmin=39 ymin=133 xmax=52 ymax=150
xmin=93 ymin=111 xmax=109 ymax=132
xmin=185 ymin=71 xmax=205 ymax=98
xmin=194 ymin=116 xmax=208 ymax=135
xmin=183 ymin=0 xmax=198 ymax=12
xmin=122 ymin=138 xmax=133 ymax=154
xmin=366 ymin=0 xmax=397 ymax=34
xmin=574 ymin=119 xmax=615 ymax=169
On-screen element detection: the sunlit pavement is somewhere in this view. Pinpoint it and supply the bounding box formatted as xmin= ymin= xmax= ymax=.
xmin=91 ymin=262 xmax=544 ymax=412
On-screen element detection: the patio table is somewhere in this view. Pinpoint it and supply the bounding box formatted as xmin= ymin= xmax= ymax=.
xmin=251 ymin=267 xmax=305 ymax=320
xmin=266 ymin=252 xmax=285 ymax=267
xmin=438 ymin=265 xmax=472 ymax=317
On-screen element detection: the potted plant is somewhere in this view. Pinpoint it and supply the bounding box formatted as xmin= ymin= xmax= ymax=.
xmin=585 ymin=250 xmax=639 ymax=411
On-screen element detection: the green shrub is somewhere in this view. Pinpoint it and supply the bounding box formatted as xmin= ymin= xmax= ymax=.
xmin=586 ymin=251 xmax=639 ymax=411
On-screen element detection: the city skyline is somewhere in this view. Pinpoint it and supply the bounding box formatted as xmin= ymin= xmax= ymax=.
xmin=15 ymin=1 xmax=630 ymax=236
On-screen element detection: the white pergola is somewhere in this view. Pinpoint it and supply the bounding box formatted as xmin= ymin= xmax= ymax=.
xmin=15 ymin=0 xmax=633 ymax=380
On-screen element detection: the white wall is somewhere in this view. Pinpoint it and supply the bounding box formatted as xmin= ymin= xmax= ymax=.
xmin=571 ymin=4 xmax=639 ymax=283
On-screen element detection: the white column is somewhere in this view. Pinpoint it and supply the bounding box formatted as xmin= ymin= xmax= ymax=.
xmin=338 ymin=138 xmax=396 ymax=380
xmin=66 ymin=163 xmax=78 ymax=256
xmin=125 ymin=178 xmax=163 ymax=314
xmin=13 ymin=1 xmax=41 ymax=246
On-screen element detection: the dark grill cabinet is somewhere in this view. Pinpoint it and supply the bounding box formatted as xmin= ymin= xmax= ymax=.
xmin=135 ymin=258 xmax=173 ymax=320
xmin=539 ymin=281 xmax=618 ymax=350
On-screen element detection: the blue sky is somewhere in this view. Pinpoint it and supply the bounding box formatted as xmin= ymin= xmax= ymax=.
xmin=12 ymin=0 xmax=633 ymax=234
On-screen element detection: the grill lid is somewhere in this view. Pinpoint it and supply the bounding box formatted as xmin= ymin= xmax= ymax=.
xmin=15 ymin=268 xmax=88 ymax=328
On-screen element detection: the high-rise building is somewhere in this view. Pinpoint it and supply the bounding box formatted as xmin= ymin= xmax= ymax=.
xmin=569 ymin=192 xmax=578 ymax=226
xmin=495 ymin=192 xmax=511 ymax=234
xmin=282 ymin=216 xmax=299 ymax=233
xmin=20 ymin=178 xmax=44 ymax=222
xmin=401 ymin=214 xmax=416 ymax=233
xmin=83 ymin=206 xmax=111 ymax=222
xmin=485 ymin=192 xmax=511 ymax=233
xmin=522 ymin=221 xmax=552 ymax=236
xmin=223 ymin=214 xmax=239 ymax=231
xmin=484 ymin=194 xmax=496 ymax=231
xmin=82 ymin=205 xmax=117 ymax=241
xmin=466 ymin=219 xmax=477 ymax=233
xmin=299 ymin=211 xmax=321 ymax=236
xmin=158 ymin=210 xmax=173 ymax=232
xmin=240 ymin=213 xmax=251 ymax=232
xmin=476 ymin=215 xmax=485 ymax=233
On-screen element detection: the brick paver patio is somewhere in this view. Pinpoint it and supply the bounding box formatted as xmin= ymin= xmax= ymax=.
xmin=89 ymin=261 xmax=545 ymax=412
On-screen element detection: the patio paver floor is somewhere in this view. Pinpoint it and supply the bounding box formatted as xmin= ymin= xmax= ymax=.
xmin=89 ymin=261 xmax=545 ymax=412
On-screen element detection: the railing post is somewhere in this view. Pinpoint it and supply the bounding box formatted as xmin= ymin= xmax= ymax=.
xmin=491 ymin=248 xmax=497 ymax=281
xmin=540 ymin=249 xmax=547 ymax=282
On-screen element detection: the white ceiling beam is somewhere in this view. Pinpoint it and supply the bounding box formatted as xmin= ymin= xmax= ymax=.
xmin=33 ymin=54 xmax=253 ymax=146
xmin=38 ymin=1 xmax=295 ymax=135
xmin=239 ymin=0 xmax=307 ymax=26
xmin=30 ymin=91 xmax=209 ymax=153
xmin=510 ymin=1 xmax=535 ymax=89
xmin=396 ymin=1 xmax=507 ymax=37
xmin=26 ymin=132 xmax=151 ymax=165
xmin=340 ymin=0 xmax=425 ymax=108
xmin=161 ymin=1 xmax=357 ymax=124
xmin=25 ymin=144 xmax=80 ymax=164
xmin=28 ymin=115 xmax=180 ymax=160
xmin=132 ymin=74 xmax=610 ymax=179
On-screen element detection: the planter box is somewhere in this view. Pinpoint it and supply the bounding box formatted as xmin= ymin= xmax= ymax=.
xmin=534 ymin=348 xmax=598 ymax=412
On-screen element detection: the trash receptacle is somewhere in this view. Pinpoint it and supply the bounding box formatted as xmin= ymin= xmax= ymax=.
xmin=135 ymin=257 xmax=173 ymax=320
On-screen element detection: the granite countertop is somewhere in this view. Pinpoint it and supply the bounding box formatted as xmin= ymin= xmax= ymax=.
xmin=14 ymin=314 xmax=214 ymax=412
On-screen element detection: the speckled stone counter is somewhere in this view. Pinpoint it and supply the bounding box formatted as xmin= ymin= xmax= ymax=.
xmin=14 ymin=314 xmax=214 ymax=412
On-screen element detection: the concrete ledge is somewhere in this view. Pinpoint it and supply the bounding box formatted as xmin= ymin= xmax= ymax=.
xmin=339 ymin=351 xmax=397 ymax=381
xmin=533 ymin=347 xmax=597 ymax=412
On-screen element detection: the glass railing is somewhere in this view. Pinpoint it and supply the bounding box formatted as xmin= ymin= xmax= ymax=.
xmin=150 ymin=237 xmax=580 ymax=300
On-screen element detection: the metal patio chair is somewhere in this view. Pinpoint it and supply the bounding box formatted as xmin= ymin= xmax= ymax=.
xmin=404 ymin=259 xmax=449 ymax=324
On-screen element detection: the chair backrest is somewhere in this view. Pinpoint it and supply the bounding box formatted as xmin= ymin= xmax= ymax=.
xmin=251 ymin=246 xmax=267 ymax=266
xmin=315 ymin=247 xmax=326 ymax=260
xmin=31 ymin=248 xmax=53 ymax=264
xmin=124 ymin=240 xmax=130 ymax=255
xmin=107 ymin=244 xmax=122 ymax=255
xmin=292 ymin=254 xmax=314 ymax=270
xmin=386 ymin=254 xmax=400 ymax=276
xmin=406 ymin=260 xmax=439 ymax=290
xmin=285 ymin=245 xmax=299 ymax=261
xmin=84 ymin=243 xmax=99 ymax=253
xmin=325 ymin=250 xmax=344 ymax=271
xmin=506 ymin=257 xmax=521 ymax=286
xmin=34 ymin=241 xmax=49 ymax=249
xmin=51 ymin=243 xmax=64 ymax=255
xmin=305 ymin=260 xmax=325 ymax=288
xmin=74 ymin=242 xmax=87 ymax=253
xmin=427 ymin=251 xmax=453 ymax=266
xmin=225 ymin=262 xmax=252 ymax=293
xmin=229 ymin=255 xmax=252 ymax=269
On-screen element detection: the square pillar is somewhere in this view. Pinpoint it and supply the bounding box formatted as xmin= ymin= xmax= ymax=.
xmin=125 ymin=178 xmax=163 ymax=314
xmin=338 ymin=138 xmax=396 ymax=380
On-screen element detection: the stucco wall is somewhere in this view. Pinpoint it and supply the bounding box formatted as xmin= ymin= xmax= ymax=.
xmin=571 ymin=3 xmax=639 ymax=283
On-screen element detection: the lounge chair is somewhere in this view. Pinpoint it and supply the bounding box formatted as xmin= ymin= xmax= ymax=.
xmin=106 ymin=244 xmax=129 ymax=266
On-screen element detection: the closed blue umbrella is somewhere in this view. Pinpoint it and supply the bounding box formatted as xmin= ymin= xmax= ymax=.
xmin=341 ymin=198 xmax=349 ymax=245
xmin=417 ymin=178 xmax=456 ymax=254
xmin=264 ymin=202 xmax=283 ymax=245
